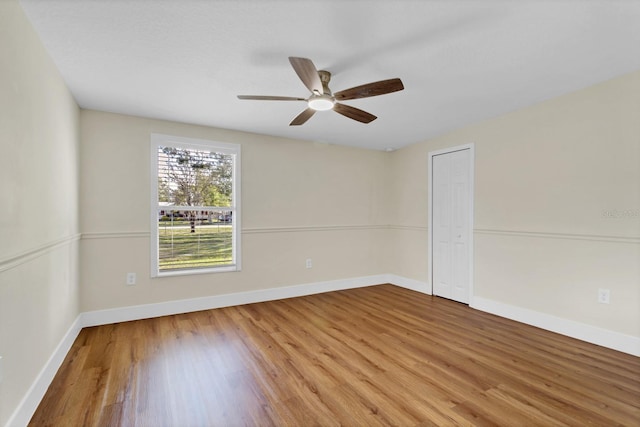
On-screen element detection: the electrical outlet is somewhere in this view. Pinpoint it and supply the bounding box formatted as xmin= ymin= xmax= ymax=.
xmin=126 ymin=272 xmax=137 ymax=286
xmin=305 ymin=259 xmax=312 ymax=269
xmin=597 ymin=288 xmax=610 ymax=304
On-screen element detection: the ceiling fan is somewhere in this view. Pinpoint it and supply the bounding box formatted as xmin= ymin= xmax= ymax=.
xmin=237 ymin=57 xmax=404 ymax=126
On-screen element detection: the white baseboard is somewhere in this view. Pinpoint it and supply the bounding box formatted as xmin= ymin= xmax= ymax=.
xmin=80 ymin=274 xmax=389 ymax=327
xmin=81 ymin=277 xmax=639 ymax=357
xmin=386 ymin=274 xmax=431 ymax=294
xmin=6 ymin=316 xmax=83 ymax=427
xmin=471 ymin=296 xmax=640 ymax=357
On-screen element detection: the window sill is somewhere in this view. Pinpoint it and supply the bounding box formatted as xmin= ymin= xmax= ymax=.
xmin=153 ymin=264 xmax=239 ymax=278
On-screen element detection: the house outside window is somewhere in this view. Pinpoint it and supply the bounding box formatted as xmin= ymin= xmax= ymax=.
xmin=150 ymin=134 xmax=241 ymax=276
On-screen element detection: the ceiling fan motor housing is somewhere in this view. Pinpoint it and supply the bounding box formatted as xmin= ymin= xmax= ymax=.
xmin=307 ymin=70 xmax=335 ymax=110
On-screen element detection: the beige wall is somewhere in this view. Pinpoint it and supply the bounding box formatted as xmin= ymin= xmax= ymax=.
xmin=80 ymin=111 xmax=392 ymax=311
xmin=0 ymin=1 xmax=80 ymax=425
xmin=2 ymin=0 xmax=639 ymax=420
xmin=389 ymin=71 xmax=640 ymax=337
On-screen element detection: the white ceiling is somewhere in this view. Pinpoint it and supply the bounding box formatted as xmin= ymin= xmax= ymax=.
xmin=19 ymin=0 xmax=640 ymax=151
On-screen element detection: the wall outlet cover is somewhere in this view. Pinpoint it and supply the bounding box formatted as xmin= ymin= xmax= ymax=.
xmin=597 ymin=288 xmax=610 ymax=304
xmin=126 ymin=273 xmax=137 ymax=285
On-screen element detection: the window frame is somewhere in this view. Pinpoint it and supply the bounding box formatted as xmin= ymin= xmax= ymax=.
xmin=150 ymin=133 xmax=241 ymax=277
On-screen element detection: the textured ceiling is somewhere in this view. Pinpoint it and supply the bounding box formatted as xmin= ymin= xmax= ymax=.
xmin=19 ymin=0 xmax=640 ymax=151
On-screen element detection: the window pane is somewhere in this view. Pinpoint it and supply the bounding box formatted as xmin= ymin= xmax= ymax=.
xmin=158 ymin=209 xmax=233 ymax=271
xmin=158 ymin=146 xmax=233 ymax=206
xmin=152 ymin=134 xmax=240 ymax=276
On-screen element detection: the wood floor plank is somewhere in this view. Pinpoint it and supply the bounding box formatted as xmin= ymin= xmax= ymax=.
xmin=30 ymin=284 xmax=640 ymax=426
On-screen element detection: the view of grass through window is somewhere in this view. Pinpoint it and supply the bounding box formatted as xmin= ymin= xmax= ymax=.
xmin=157 ymin=144 xmax=235 ymax=272
xmin=158 ymin=210 xmax=232 ymax=270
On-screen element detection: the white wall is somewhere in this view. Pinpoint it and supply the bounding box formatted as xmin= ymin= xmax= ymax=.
xmin=0 ymin=1 xmax=80 ymax=425
xmin=389 ymin=71 xmax=640 ymax=338
xmin=79 ymin=110 xmax=392 ymax=312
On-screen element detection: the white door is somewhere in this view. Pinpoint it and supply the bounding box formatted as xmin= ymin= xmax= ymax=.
xmin=431 ymin=147 xmax=473 ymax=304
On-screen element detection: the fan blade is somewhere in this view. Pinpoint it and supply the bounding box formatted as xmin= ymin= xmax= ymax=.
xmin=289 ymin=108 xmax=316 ymax=126
xmin=334 ymin=78 xmax=404 ymax=101
xmin=333 ymin=103 xmax=377 ymax=123
xmin=238 ymin=95 xmax=306 ymax=101
xmin=289 ymin=57 xmax=323 ymax=94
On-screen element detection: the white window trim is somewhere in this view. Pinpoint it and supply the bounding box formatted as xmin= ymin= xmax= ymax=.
xmin=150 ymin=133 xmax=241 ymax=278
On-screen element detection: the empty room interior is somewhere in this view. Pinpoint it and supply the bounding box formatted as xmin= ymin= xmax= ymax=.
xmin=1 ymin=0 xmax=639 ymax=425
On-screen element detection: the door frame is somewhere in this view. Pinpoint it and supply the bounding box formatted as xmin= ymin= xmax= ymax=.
xmin=427 ymin=143 xmax=475 ymax=301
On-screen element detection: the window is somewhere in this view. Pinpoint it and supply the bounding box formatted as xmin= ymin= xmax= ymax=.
xmin=151 ymin=134 xmax=240 ymax=276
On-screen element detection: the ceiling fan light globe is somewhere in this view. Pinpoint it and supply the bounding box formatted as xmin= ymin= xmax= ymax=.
xmin=308 ymin=95 xmax=335 ymax=111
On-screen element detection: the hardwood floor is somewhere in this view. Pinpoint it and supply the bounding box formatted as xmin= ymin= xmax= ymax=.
xmin=30 ymin=285 xmax=640 ymax=426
